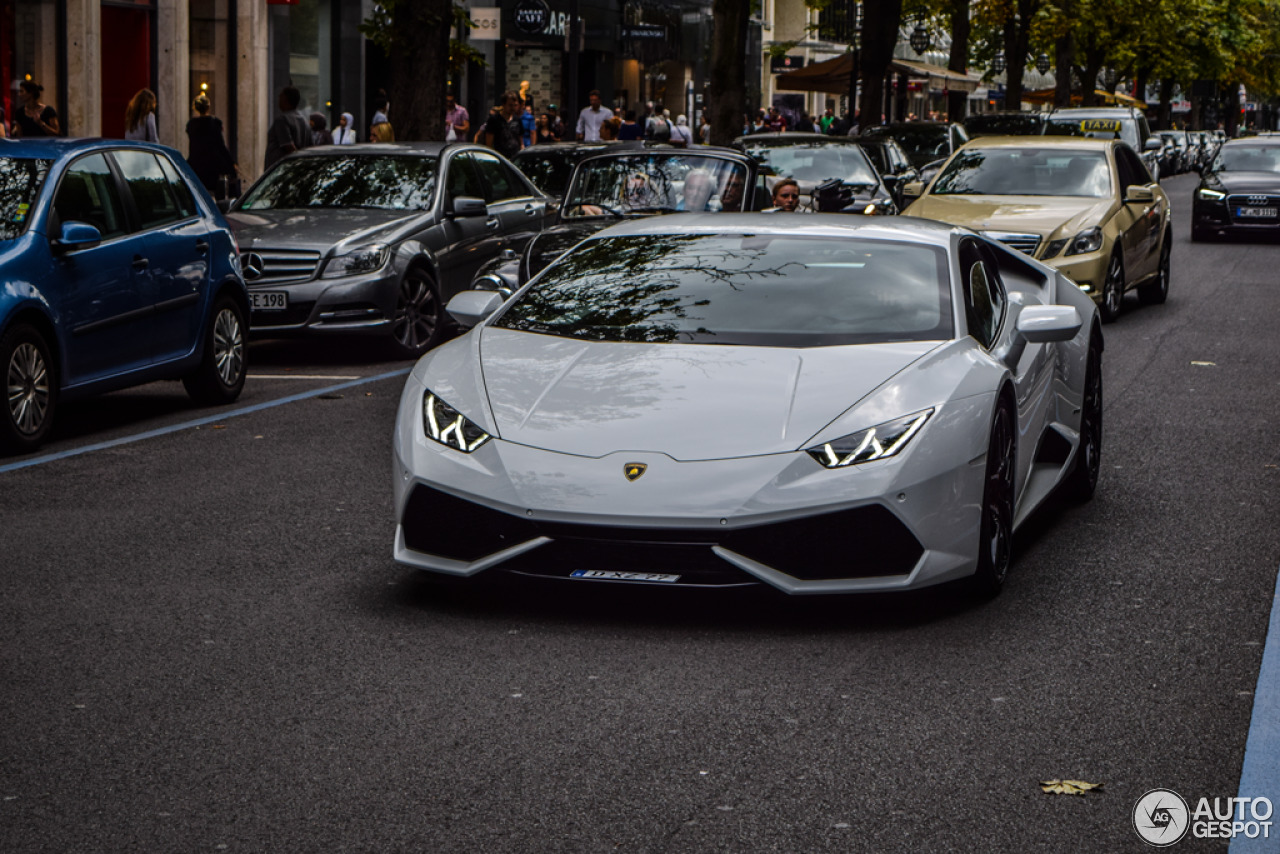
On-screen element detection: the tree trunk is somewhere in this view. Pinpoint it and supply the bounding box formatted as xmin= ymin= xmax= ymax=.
xmin=1133 ymin=65 xmax=1149 ymax=111
xmin=1156 ymin=77 xmax=1174 ymax=130
xmin=946 ymin=0 xmax=970 ymax=121
xmin=1001 ymin=6 xmax=1032 ymax=110
xmin=386 ymin=0 xmax=451 ymax=141
xmin=859 ymin=0 xmax=904 ymax=125
xmin=709 ymin=0 xmax=748 ymax=146
xmin=1054 ymin=33 xmax=1073 ymax=107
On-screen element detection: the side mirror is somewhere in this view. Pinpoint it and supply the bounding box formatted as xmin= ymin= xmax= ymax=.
xmin=1016 ymin=305 xmax=1083 ymax=343
xmin=446 ymin=290 xmax=504 ymax=328
xmin=451 ymin=196 xmax=488 ymax=218
xmin=52 ymin=221 xmax=102 ymax=253
xmin=1124 ymin=185 xmax=1155 ymax=204
xmin=216 ymin=198 xmax=233 ymax=214
xmin=881 ymin=174 xmax=901 ymax=190
xmin=1143 ymin=138 xmax=1163 ymax=152
xmin=902 ymin=180 xmax=925 ymax=199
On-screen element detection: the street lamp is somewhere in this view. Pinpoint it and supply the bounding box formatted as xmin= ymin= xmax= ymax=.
xmin=910 ymin=23 xmax=930 ymax=55
xmin=992 ymin=51 xmax=1006 ymax=75
xmin=1036 ymin=53 xmax=1051 ymax=75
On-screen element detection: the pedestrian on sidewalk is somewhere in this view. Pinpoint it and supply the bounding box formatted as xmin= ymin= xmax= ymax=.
xmin=445 ymin=91 xmax=469 ymax=142
xmin=186 ymin=94 xmax=239 ymax=200
xmin=124 ymin=89 xmax=159 ymax=142
xmin=485 ymin=91 xmax=525 ymax=158
xmin=264 ymin=86 xmax=310 ymax=170
xmin=309 ymin=113 xmax=333 ymax=146
xmin=333 ymin=112 xmax=357 ymax=144
xmin=576 ymin=90 xmax=609 ymax=141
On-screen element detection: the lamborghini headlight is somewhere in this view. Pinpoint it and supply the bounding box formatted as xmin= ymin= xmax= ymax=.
xmin=806 ymin=409 xmax=933 ymax=469
xmin=1065 ymin=226 xmax=1103 ymax=256
xmin=1196 ymin=187 xmax=1226 ymax=201
xmin=422 ymin=390 xmax=491 ymax=452
xmin=321 ymin=243 xmax=391 ymax=278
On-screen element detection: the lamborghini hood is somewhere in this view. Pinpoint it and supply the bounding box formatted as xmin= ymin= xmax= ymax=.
xmin=477 ymin=329 xmax=942 ymax=461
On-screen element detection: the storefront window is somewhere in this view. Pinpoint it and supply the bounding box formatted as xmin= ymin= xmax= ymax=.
xmin=3 ymin=0 xmax=63 ymax=135
xmin=288 ymin=0 xmax=330 ymax=117
xmin=190 ymin=0 xmax=232 ymax=129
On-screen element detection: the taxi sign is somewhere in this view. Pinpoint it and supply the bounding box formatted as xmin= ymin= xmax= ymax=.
xmin=1080 ymin=119 xmax=1122 ymax=132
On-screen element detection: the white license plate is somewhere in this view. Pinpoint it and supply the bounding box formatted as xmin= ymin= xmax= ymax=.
xmin=250 ymin=291 xmax=288 ymax=311
xmin=571 ymin=570 xmax=681 ymax=583
xmin=1236 ymin=207 xmax=1277 ymax=218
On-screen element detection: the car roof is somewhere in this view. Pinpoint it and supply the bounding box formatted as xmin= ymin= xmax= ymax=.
xmin=0 ymin=136 xmax=181 ymax=159
xmin=958 ymin=136 xmax=1115 ymax=150
xmin=582 ymin=212 xmax=959 ymax=249
xmin=735 ymin=133 xmax=850 ymax=145
xmin=291 ymin=141 xmax=450 ymax=156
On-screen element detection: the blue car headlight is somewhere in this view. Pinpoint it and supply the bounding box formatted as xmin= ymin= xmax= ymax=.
xmin=806 ymin=409 xmax=933 ymax=469
xmin=422 ymin=390 xmax=491 ymax=452
xmin=321 ymin=243 xmax=391 ymax=278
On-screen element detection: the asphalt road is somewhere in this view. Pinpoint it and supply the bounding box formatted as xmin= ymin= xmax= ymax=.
xmin=3 ymin=173 xmax=1279 ymax=853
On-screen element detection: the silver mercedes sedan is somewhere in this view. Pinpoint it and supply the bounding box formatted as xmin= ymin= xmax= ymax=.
xmin=227 ymin=143 xmax=554 ymax=358
xmin=391 ymin=214 xmax=1102 ymax=597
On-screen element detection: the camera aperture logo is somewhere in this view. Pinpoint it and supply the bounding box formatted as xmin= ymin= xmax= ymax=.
xmin=1133 ymin=790 xmax=1274 ymax=845
xmin=1134 ymin=789 xmax=1190 ymax=846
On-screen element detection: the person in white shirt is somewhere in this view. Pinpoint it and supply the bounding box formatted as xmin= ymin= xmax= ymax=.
xmin=333 ymin=112 xmax=357 ymax=144
xmin=672 ymin=115 xmax=694 ymax=147
xmin=576 ymin=90 xmax=608 ymax=141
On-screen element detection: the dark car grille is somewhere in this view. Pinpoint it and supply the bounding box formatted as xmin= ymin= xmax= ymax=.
xmin=241 ymin=249 xmax=322 ymax=284
xmin=401 ymin=485 xmax=924 ymax=582
xmin=1226 ymin=194 xmax=1280 ymax=223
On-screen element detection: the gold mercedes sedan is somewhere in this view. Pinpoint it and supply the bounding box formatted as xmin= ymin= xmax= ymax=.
xmin=903 ymin=136 xmax=1171 ymax=322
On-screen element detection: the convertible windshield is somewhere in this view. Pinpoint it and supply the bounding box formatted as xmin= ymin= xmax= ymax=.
xmin=238 ymin=154 xmax=437 ymax=210
xmin=563 ymin=154 xmax=749 ymax=216
xmin=1212 ymin=146 xmax=1280 ymax=173
xmin=0 ymin=158 xmax=52 ymax=241
xmin=932 ymin=148 xmax=1111 ymax=197
xmin=494 ymin=234 xmax=952 ymax=347
xmin=742 ymin=142 xmax=879 ymax=187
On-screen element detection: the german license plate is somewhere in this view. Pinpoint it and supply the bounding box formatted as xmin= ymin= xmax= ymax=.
xmin=250 ymin=291 xmax=288 ymax=310
xmin=571 ymin=570 xmax=681 ymax=583
xmin=1236 ymin=207 xmax=1277 ymax=218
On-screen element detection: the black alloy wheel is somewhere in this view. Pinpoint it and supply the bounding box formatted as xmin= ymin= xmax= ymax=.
xmin=183 ymin=297 xmax=248 ymax=405
xmin=1099 ymin=252 xmax=1124 ymax=324
xmin=1 ymin=323 xmax=57 ymax=454
xmin=1138 ymin=232 xmax=1171 ymax=305
xmin=968 ymin=401 xmax=1015 ymax=597
xmin=389 ymin=268 xmax=444 ymax=359
xmin=1064 ymin=337 xmax=1103 ymax=502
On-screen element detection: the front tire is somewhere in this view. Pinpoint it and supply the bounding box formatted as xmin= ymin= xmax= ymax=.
xmin=388 ymin=268 xmax=445 ymax=359
xmin=1138 ymin=232 xmax=1171 ymax=305
xmin=1 ymin=323 xmax=57 ymax=454
xmin=967 ymin=401 xmax=1015 ymax=597
xmin=1063 ymin=336 xmax=1103 ymax=502
xmin=1098 ymin=251 xmax=1124 ymax=324
xmin=183 ymin=296 xmax=247 ymax=405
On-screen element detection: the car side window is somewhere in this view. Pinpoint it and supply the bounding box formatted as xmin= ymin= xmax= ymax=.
xmin=445 ymin=152 xmax=483 ymax=203
xmin=1113 ymin=148 xmax=1138 ymax=192
xmin=155 ymin=154 xmax=198 ymax=218
xmin=469 ymin=151 xmax=523 ymax=203
xmin=51 ymin=153 xmax=128 ymax=240
xmin=959 ymin=240 xmax=1004 ymax=349
xmin=1120 ymin=146 xmax=1153 ymax=185
xmin=113 ymin=150 xmax=183 ymax=230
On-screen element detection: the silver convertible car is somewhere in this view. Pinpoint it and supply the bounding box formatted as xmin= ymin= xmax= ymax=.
xmin=391 ymin=215 xmax=1103 ymax=596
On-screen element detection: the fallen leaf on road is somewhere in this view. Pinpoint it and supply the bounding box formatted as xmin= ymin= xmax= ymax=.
xmin=211 ymin=425 xmax=226 ymax=430
xmin=1040 ymin=780 xmax=1104 ymax=795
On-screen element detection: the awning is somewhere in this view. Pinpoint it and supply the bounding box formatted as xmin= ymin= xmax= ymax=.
xmin=1022 ymin=87 xmax=1148 ymax=109
xmin=775 ymin=53 xmax=981 ymax=95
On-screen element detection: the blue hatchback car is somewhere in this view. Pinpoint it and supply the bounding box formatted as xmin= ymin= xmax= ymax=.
xmin=0 ymin=138 xmax=249 ymax=453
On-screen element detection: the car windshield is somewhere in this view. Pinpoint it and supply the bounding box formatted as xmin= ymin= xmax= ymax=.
xmin=516 ymin=148 xmax=587 ymax=197
xmin=963 ymin=114 xmax=1043 ymax=136
xmin=238 ymin=154 xmax=437 ymax=210
xmin=563 ymin=154 xmax=750 ymax=216
xmin=1159 ymin=133 xmax=1183 ymax=147
xmin=1044 ymin=115 xmax=1140 ymax=150
xmin=741 ymin=142 xmax=879 ymax=187
xmin=494 ymin=234 xmax=953 ymax=347
xmin=1212 ymin=146 xmax=1280 ymax=173
xmin=0 ymin=157 xmax=53 ymax=241
xmin=932 ymin=147 xmax=1111 ymax=197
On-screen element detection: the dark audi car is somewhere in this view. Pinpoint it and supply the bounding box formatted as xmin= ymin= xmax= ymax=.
xmin=227 ymin=143 xmax=553 ymax=358
xmin=1191 ymin=139 xmax=1280 ymax=240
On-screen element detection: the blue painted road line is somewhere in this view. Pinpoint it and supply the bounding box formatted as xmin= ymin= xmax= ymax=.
xmin=1231 ymin=562 xmax=1280 ymax=854
xmin=0 ymin=368 xmax=412 ymax=475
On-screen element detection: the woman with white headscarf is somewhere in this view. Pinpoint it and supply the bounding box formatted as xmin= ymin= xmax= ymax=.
xmin=672 ymin=115 xmax=693 ymax=147
xmin=333 ymin=112 xmax=358 ymax=144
